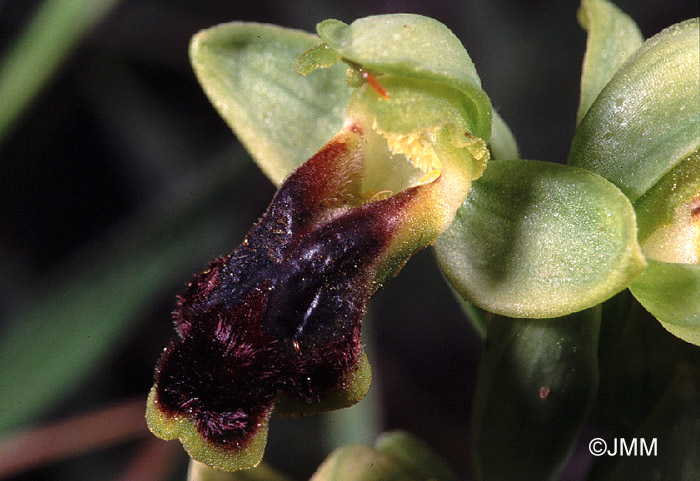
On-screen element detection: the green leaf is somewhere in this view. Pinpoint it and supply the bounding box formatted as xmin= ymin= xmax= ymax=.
xmin=190 ymin=23 xmax=352 ymax=186
xmin=568 ymin=18 xmax=700 ymax=201
xmin=576 ymin=0 xmax=643 ymax=125
xmin=587 ymin=296 xmax=700 ymax=440
xmin=435 ymin=159 xmax=645 ymax=318
xmin=316 ymin=15 xmax=492 ymax=140
xmin=604 ymin=362 xmax=700 ymax=480
xmin=471 ymin=308 xmax=600 ymax=481
xmin=629 ymin=259 xmax=700 ymax=345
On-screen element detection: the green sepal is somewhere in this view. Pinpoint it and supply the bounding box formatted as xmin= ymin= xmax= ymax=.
xmin=189 ymin=22 xmax=351 ymax=186
xmin=315 ymin=15 xmax=492 ymax=140
xmin=569 ymin=18 xmax=700 ymax=202
xmin=472 ymin=308 xmax=600 ymax=481
xmin=145 ymin=387 xmax=270 ymax=472
xmin=274 ymin=351 xmax=372 ymax=416
xmin=576 ymin=0 xmax=643 ymax=124
xmin=435 ymin=159 xmax=645 ymax=319
xmin=629 ymin=260 xmax=700 ymax=345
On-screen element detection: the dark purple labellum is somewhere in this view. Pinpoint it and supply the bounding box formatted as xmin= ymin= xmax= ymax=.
xmin=151 ymin=129 xmax=417 ymax=450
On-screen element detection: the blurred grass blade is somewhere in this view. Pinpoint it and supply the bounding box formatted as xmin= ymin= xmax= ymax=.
xmin=435 ymin=159 xmax=645 ymax=319
xmin=190 ymin=23 xmax=351 ymax=186
xmin=0 ymin=0 xmax=119 ymax=145
xmin=576 ymin=0 xmax=642 ymax=125
xmin=0 ymin=398 xmax=147 ymax=478
xmin=0 ymin=159 xmax=253 ymax=433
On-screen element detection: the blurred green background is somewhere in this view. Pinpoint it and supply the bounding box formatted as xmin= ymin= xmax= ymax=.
xmin=0 ymin=0 xmax=697 ymax=479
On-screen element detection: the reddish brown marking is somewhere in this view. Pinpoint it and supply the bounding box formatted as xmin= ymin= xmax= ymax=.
xmin=362 ymin=71 xmax=390 ymax=99
xmin=691 ymin=196 xmax=700 ymax=219
xmin=539 ymin=386 xmax=550 ymax=400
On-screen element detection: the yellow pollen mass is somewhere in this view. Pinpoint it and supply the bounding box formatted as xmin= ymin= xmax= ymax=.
xmin=371 ymin=118 xmax=442 ymax=175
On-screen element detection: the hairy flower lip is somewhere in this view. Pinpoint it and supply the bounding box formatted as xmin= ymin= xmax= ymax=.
xmin=150 ymin=16 xmax=491 ymax=467
xmin=146 ymin=120 xmax=466 ymax=470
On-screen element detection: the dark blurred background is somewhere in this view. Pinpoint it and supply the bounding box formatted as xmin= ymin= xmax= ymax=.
xmin=0 ymin=0 xmax=697 ymax=480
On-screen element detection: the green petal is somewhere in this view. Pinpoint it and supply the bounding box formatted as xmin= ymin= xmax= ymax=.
xmin=568 ymin=18 xmax=700 ymax=201
xmin=190 ymin=23 xmax=351 ymax=186
xmin=633 ymin=149 xmax=700 ymax=264
xmin=576 ymin=0 xmax=643 ymax=125
xmin=435 ymin=159 xmax=645 ymax=318
xmin=316 ymin=15 xmax=492 ymax=140
xmin=471 ymin=309 xmax=600 ymax=481
xmin=628 ymin=150 xmax=700 ymax=344
xmin=629 ymin=259 xmax=700 ymax=345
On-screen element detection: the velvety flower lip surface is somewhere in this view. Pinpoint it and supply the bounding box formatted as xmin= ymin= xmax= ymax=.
xmin=146 ymin=117 xmax=465 ymax=469
xmin=149 ymin=13 xmax=494 ymax=471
